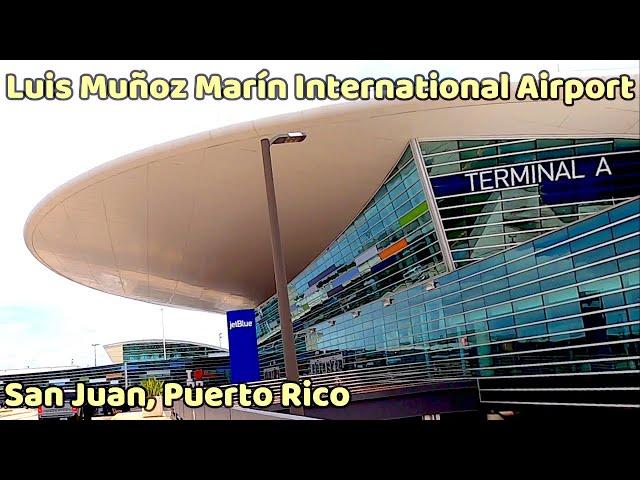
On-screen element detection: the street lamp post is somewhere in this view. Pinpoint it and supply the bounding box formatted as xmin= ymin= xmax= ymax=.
xmin=91 ymin=343 xmax=99 ymax=367
xmin=261 ymin=132 xmax=306 ymax=416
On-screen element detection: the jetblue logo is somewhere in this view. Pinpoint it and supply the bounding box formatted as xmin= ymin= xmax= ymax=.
xmin=227 ymin=309 xmax=260 ymax=383
xmin=229 ymin=320 xmax=253 ymax=330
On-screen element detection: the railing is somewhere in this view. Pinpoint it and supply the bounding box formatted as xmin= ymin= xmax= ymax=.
xmin=244 ymin=360 xmax=638 ymax=408
xmin=239 ymin=362 xmax=473 ymax=405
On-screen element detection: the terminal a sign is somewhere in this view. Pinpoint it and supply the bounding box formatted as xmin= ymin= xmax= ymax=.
xmin=430 ymin=152 xmax=640 ymax=204
xmin=462 ymin=158 xmax=609 ymax=192
xmin=227 ymin=309 xmax=260 ymax=384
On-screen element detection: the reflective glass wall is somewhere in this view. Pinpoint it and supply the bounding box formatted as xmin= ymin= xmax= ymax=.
xmin=122 ymin=341 xmax=225 ymax=362
xmin=257 ymin=146 xmax=446 ymax=350
xmin=257 ymin=198 xmax=639 ymax=406
xmin=1 ymin=355 xmax=231 ymax=405
xmin=421 ymin=138 xmax=639 ymax=266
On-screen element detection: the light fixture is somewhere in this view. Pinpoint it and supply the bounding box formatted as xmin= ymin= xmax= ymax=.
xmin=383 ymin=297 xmax=394 ymax=307
xmin=270 ymin=131 xmax=307 ymax=145
xmin=352 ymin=310 xmax=361 ymax=318
xmin=260 ymin=132 xmax=309 ymax=416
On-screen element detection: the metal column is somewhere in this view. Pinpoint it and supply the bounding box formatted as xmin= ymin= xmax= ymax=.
xmin=261 ymin=138 xmax=304 ymax=416
xmin=410 ymin=138 xmax=455 ymax=272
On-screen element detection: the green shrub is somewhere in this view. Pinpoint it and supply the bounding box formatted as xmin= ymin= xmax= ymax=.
xmin=141 ymin=377 xmax=164 ymax=397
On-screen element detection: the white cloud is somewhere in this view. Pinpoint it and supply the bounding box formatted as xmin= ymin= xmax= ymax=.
xmin=0 ymin=60 xmax=636 ymax=370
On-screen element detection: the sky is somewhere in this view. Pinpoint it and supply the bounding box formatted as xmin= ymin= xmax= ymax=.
xmin=0 ymin=60 xmax=637 ymax=371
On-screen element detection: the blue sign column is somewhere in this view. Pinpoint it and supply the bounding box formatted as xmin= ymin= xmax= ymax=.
xmin=227 ymin=309 xmax=260 ymax=383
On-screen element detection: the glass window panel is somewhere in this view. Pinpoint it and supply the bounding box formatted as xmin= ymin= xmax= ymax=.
xmin=625 ymin=289 xmax=640 ymax=305
xmin=537 ymin=147 xmax=574 ymax=160
xmin=469 ymin=320 xmax=488 ymax=333
xmin=618 ymin=253 xmax=639 ymax=272
xmin=508 ymin=268 xmax=540 ymax=287
xmin=517 ymin=324 xmax=548 ymax=338
xmin=510 ymin=282 xmax=540 ymax=300
xmin=465 ymin=156 xmax=499 ymax=170
xmin=570 ymin=229 xmax=613 ymax=253
xmin=612 ymin=218 xmax=639 ymax=238
xmin=575 ymin=260 xmax=619 ymax=283
xmin=503 ymin=152 xmax=536 ymax=166
xmin=568 ymin=212 xmax=609 ymax=237
xmin=481 ymin=265 xmax=507 ymax=283
xmin=534 ymin=242 xmax=571 ymax=265
xmin=491 ymin=328 xmax=516 ymax=341
xmin=621 ymin=271 xmax=640 ymax=288
xmin=460 ymin=144 xmax=497 ymax=160
xmin=487 ymin=303 xmax=513 ymax=317
xmin=547 ymin=318 xmax=584 ymax=334
xmin=545 ymin=302 xmax=581 ymax=319
xmin=499 ymin=141 xmax=536 ymax=154
xmin=466 ymin=309 xmax=487 ymax=322
xmin=606 ymin=326 xmax=631 ymax=340
xmin=506 ymin=254 xmax=537 ymax=275
xmin=540 ymin=272 xmax=576 ymax=292
xmin=578 ymin=276 xmax=622 ymax=296
xmin=613 ymin=138 xmax=640 ymax=150
xmin=537 ymin=139 xmax=573 ymax=149
xmin=482 ymin=278 xmax=509 ymax=295
xmin=513 ymin=296 xmax=543 ymax=312
xmin=544 ymin=287 xmax=578 ymax=305
xmin=608 ymin=200 xmax=640 ymax=222
xmin=538 ymin=257 xmax=573 ymax=278
xmin=603 ymin=293 xmax=626 ymax=309
xmin=514 ymin=308 xmax=546 ymax=326
xmin=489 ymin=315 xmax=514 ymax=331
xmin=444 ymin=304 xmax=463 ymax=316
xmin=484 ymin=290 xmax=511 ymax=306
xmin=502 ymin=186 xmax=539 ymax=199
xmin=574 ymin=143 xmax=612 ymax=155
xmin=614 ymin=236 xmax=639 ymax=255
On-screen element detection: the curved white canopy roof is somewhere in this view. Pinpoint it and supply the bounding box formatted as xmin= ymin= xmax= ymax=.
xmin=24 ymin=85 xmax=640 ymax=313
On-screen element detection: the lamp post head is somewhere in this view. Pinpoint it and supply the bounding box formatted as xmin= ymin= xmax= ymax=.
xmin=270 ymin=131 xmax=307 ymax=145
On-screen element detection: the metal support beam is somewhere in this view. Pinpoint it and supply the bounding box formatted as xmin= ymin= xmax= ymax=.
xmin=410 ymin=138 xmax=456 ymax=272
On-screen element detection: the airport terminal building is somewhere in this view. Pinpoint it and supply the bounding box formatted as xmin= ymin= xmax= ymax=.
xmin=21 ymin=84 xmax=640 ymax=417
xmin=0 ymin=340 xmax=230 ymax=406
xmin=257 ymin=149 xmax=639 ymax=412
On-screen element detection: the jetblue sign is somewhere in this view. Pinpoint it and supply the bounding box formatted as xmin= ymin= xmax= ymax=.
xmin=430 ymin=152 xmax=640 ymax=204
xmin=227 ymin=309 xmax=260 ymax=384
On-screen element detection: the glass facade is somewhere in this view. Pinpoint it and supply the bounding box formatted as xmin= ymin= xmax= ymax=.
xmin=421 ymin=138 xmax=639 ymax=266
xmin=0 ymin=344 xmax=231 ymax=405
xmin=256 ymin=137 xmax=639 ymax=407
xmin=122 ymin=341 xmax=224 ymax=362
xmin=257 ymin=145 xmax=446 ymax=348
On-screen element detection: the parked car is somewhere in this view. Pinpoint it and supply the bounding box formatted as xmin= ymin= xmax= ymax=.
xmin=38 ymin=390 xmax=78 ymax=421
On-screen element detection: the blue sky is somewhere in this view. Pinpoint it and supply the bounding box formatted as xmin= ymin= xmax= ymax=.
xmin=0 ymin=60 xmax=637 ymax=370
